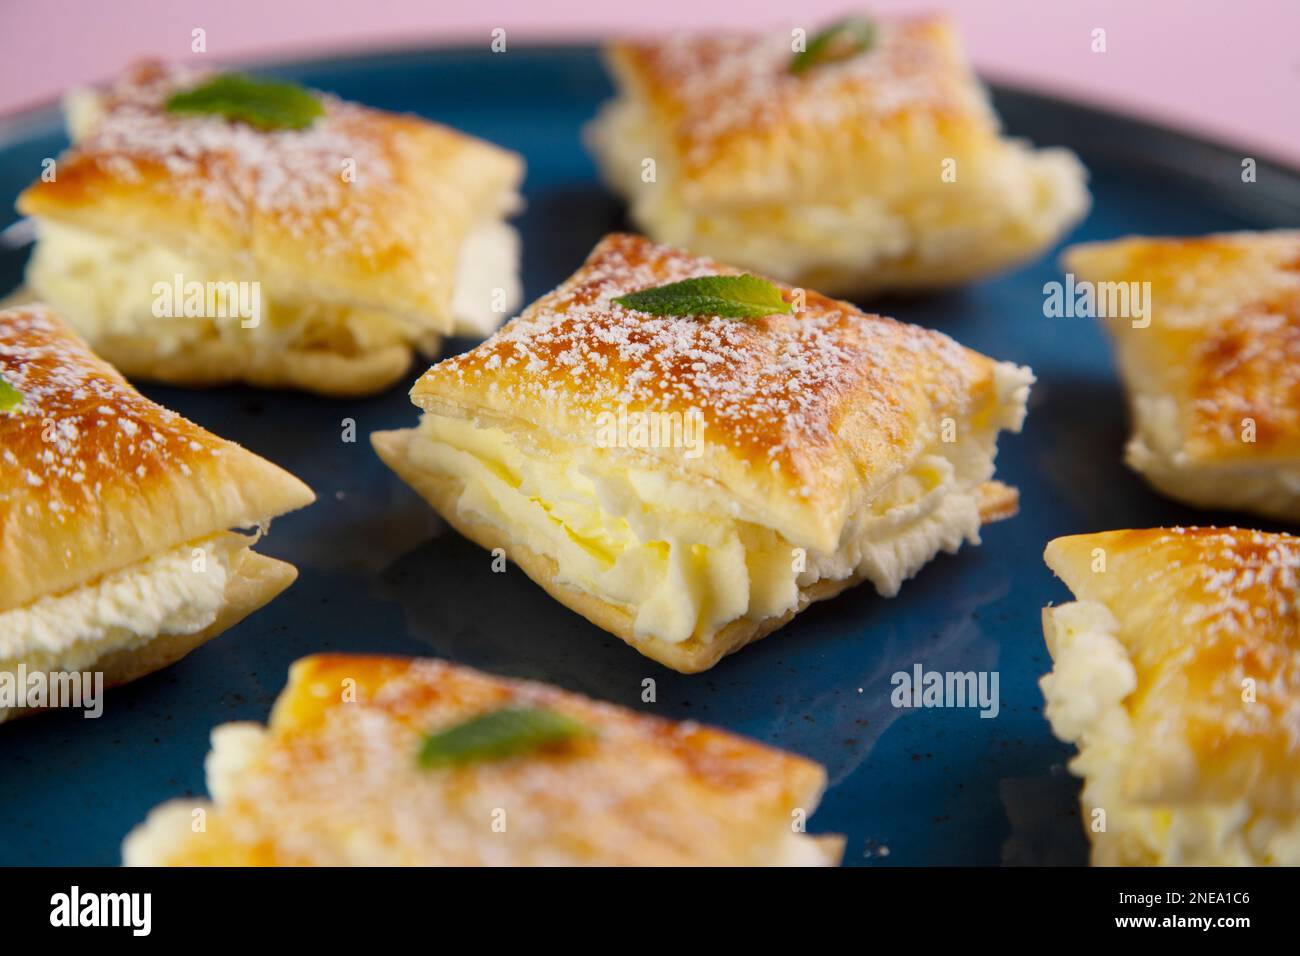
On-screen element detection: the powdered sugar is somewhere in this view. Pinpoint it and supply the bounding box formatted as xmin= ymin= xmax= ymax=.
xmin=622 ymin=15 xmax=991 ymax=170
xmin=429 ymin=234 xmax=976 ymax=465
xmin=1151 ymin=527 xmax=1300 ymax=638
xmin=67 ymin=60 xmax=394 ymax=236
xmin=0 ymin=305 xmax=226 ymax=523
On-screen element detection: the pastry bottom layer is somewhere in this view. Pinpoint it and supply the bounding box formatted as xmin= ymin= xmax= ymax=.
xmin=0 ymin=538 xmax=296 ymax=722
xmin=1040 ymin=600 xmax=1300 ymax=865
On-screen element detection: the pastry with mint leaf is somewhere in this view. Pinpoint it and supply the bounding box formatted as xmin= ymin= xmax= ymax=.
xmin=18 ymin=61 xmax=523 ymax=396
xmin=124 ymin=653 xmax=843 ymax=866
xmin=374 ymin=234 xmax=1033 ymax=672
xmin=587 ymin=13 xmax=1089 ymax=295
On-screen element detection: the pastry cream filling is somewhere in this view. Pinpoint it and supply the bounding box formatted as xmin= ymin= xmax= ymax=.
xmin=1041 ymin=601 xmax=1300 ymax=866
xmin=408 ymin=407 xmax=1008 ymax=647
xmin=24 ymin=218 xmax=520 ymax=353
xmin=588 ymin=97 xmax=1088 ymax=290
xmin=0 ymin=534 xmax=234 ymax=678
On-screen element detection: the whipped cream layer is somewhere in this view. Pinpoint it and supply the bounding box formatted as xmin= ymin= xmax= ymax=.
xmin=0 ymin=534 xmax=235 ymax=677
xmin=25 ymin=218 xmax=519 ymax=351
xmin=408 ymin=388 xmax=1019 ymax=647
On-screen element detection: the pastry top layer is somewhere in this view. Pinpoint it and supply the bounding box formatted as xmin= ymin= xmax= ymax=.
xmin=0 ymin=304 xmax=313 ymax=613
xmin=606 ymin=14 xmax=994 ymax=204
xmin=1064 ymin=231 xmax=1300 ymax=464
xmin=411 ymin=234 xmax=1017 ymax=552
xmin=17 ymin=60 xmax=523 ymax=326
xmin=1045 ymin=527 xmax=1300 ymax=812
xmin=137 ymin=654 xmax=833 ymax=865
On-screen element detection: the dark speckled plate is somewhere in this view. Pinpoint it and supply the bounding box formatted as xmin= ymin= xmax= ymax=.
xmin=1 ymin=46 xmax=1298 ymax=867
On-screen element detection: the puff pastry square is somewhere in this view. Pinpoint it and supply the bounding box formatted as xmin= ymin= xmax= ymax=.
xmin=373 ymin=233 xmax=1033 ymax=672
xmin=1064 ymin=231 xmax=1300 ymax=520
xmin=586 ymin=14 xmax=1089 ymax=295
xmin=123 ymin=653 xmax=843 ymax=865
xmin=16 ymin=61 xmax=524 ymax=396
xmin=0 ymin=304 xmax=314 ymax=721
xmin=1041 ymin=527 xmax=1300 ymax=866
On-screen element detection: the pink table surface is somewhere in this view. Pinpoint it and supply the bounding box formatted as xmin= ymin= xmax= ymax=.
xmin=2 ymin=0 xmax=1298 ymax=164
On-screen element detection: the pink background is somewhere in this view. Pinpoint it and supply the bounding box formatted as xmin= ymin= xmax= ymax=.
xmin=2 ymin=0 xmax=1298 ymax=162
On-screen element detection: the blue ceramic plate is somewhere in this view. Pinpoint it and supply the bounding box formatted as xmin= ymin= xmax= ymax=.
xmin=2 ymin=46 xmax=1298 ymax=867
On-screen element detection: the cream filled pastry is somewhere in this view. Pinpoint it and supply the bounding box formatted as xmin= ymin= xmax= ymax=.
xmin=16 ymin=61 xmax=524 ymax=396
xmin=373 ymin=233 xmax=1032 ymax=672
xmin=1064 ymin=230 xmax=1300 ymax=520
xmin=0 ymin=304 xmax=314 ymax=721
xmin=586 ymin=13 xmax=1089 ymax=296
xmin=1041 ymin=528 xmax=1300 ymax=866
xmin=123 ymin=654 xmax=843 ymax=866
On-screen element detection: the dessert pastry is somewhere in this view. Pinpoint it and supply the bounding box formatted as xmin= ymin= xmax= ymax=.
xmin=1064 ymin=230 xmax=1300 ymax=520
xmin=373 ymin=233 xmax=1033 ymax=672
xmin=123 ymin=653 xmax=843 ymax=865
xmin=0 ymin=304 xmax=314 ymax=721
xmin=1041 ymin=527 xmax=1300 ymax=866
xmin=586 ymin=13 xmax=1089 ymax=296
xmin=16 ymin=61 xmax=524 ymax=396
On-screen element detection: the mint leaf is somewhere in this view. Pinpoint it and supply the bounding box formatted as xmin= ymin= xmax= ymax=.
xmin=792 ymin=17 xmax=876 ymax=75
xmin=0 ymin=374 xmax=21 ymax=413
xmin=165 ymin=74 xmax=323 ymax=131
xmin=613 ymin=274 xmax=793 ymax=319
xmin=417 ymin=706 xmax=591 ymax=768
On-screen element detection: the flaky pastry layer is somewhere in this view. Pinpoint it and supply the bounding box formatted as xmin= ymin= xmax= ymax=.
xmin=1064 ymin=230 xmax=1300 ymax=520
xmin=17 ymin=61 xmax=524 ymax=393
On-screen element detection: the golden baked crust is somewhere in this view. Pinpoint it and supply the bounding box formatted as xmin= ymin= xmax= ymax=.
xmin=1045 ymin=527 xmax=1300 ymax=814
xmin=123 ymin=654 xmax=844 ymax=865
xmin=1064 ymin=231 xmax=1300 ymax=520
xmin=18 ymin=60 xmax=522 ymax=328
xmin=0 ymin=303 xmax=314 ymax=613
xmin=374 ymin=428 xmax=1017 ymax=672
xmin=15 ymin=61 xmax=521 ymax=393
xmin=407 ymin=232 xmax=1018 ymax=554
xmin=590 ymin=15 xmax=1089 ymax=293
xmin=608 ymin=15 xmax=988 ymax=206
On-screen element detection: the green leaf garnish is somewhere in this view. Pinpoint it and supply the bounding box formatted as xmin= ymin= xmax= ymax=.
xmin=164 ymin=73 xmax=324 ymax=131
xmin=613 ymin=274 xmax=793 ymax=320
xmin=417 ymin=706 xmax=591 ymax=768
xmin=791 ymin=17 xmax=876 ymax=75
xmin=0 ymin=374 xmax=22 ymax=414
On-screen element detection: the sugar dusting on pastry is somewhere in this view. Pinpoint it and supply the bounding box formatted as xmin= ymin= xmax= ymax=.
xmin=620 ymin=15 xmax=989 ymax=170
xmin=0 ymin=304 xmax=225 ymax=523
xmin=67 ymin=61 xmax=394 ymax=237
xmin=1141 ymin=526 xmax=1300 ymax=639
xmin=425 ymin=233 xmax=978 ymax=466
xmin=1042 ymin=526 xmax=1300 ymax=863
xmin=1048 ymin=526 xmax=1300 ymax=779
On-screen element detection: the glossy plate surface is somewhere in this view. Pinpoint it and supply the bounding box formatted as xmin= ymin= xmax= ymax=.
xmin=1 ymin=46 xmax=1297 ymax=867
